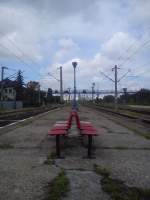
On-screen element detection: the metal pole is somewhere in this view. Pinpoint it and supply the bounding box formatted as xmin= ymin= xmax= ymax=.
xmin=92 ymin=82 xmax=95 ymax=102
xmin=88 ymin=135 xmax=92 ymax=158
xmin=92 ymin=84 xmax=93 ymax=101
xmin=38 ymin=84 xmax=41 ymax=105
xmin=1 ymin=67 xmax=4 ymax=81
xmin=72 ymin=62 xmax=77 ymax=110
xmin=56 ymin=135 xmax=60 ymax=157
xmin=60 ymin=66 xmax=63 ymax=103
xmin=74 ymin=66 xmax=76 ymax=108
xmin=68 ymin=88 xmax=71 ymax=102
xmin=114 ymin=65 xmax=118 ymax=110
xmin=123 ymin=88 xmax=127 ymax=104
xmin=1 ymin=66 xmax=6 ymax=101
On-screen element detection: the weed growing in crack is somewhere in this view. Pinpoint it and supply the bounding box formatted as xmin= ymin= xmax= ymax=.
xmin=44 ymin=171 xmax=70 ymax=200
xmin=0 ymin=144 xmax=14 ymax=149
xmin=93 ymin=164 xmax=150 ymax=200
xmin=44 ymin=152 xmax=56 ymax=165
xmin=93 ymin=164 xmax=110 ymax=177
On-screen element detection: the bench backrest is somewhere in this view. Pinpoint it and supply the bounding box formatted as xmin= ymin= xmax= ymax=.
xmin=67 ymin=111 xmax=81 ymax=129
xmin=71 ymin=111 xmax=81 ymax=129
xmin=67 ymin=111 xmax=76 ymax=129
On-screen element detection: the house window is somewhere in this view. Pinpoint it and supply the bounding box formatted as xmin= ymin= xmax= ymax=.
xmin=9 ymin=89 xmax=12 ymax=93
xmin=4 ymin=88 xmax=7 ymax=93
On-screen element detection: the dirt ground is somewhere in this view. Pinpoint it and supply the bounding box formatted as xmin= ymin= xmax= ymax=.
xmin=0 ymin=106 xmax=150 ymax=200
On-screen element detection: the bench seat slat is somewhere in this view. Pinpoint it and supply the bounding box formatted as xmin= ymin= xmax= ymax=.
xmin=81 ymin=129 xmax=97 ymax=135
xmin=80 ymin=125 xmax=96 ymax=130
xmin=48 ymin=129 xmax=67 ymax=135
xmin=51 ymin=126 xmax=68 ymax=131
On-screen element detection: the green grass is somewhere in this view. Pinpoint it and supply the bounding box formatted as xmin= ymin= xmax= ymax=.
xmin=94 ymin=164 xmax=150 ymax=200
xmin=93 ymin=164 xmax=110 ymax=177
xmin=44 ymin=171 xmax=70 ymax=200
xmin=44 ymin=152 xmax=56 ymax=165
xmin=102 ymin=176 xmax=150 ymax=200
xmin=143 ymin=133 xmax=150 ymax=140
xmin=0 ymin=144 xmax=14 ymax=149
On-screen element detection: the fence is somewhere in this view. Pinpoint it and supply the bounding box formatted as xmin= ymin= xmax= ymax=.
xmin=0 ymin=101 xmax=23 ymax=110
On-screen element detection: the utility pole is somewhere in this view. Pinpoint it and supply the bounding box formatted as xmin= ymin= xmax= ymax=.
xmin=112 ymin=65 xmax=119 ymax=110
xmin=38 ymin=83 xmax=41 ymax=106
xmin=1 ymin=66 xmax=8 ymax=101
xmin=59 ymin=66 xmax=63 ymax=103
xmin=123 ymin=88 xmax=127 ymax=104
xmin=68 ymin=87 xmax=71 ymax=102
xmin=47 ymin=67 xmax=63 ymax=104
xmin=1 ymin=66 xmax=8 ymax=81
xmin=92 ymin=82 xmax=95 ymax=102
xmin=100 ymin=66 xmax=130 ymax=111
xmin=1 ymin=66 xmax=4 ymax=81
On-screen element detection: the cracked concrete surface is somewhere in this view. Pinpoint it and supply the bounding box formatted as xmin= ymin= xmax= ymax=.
xmin=0 ymin=106 xmax=150 ymax=199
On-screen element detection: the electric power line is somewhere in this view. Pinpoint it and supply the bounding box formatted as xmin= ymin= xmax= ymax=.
xmin=0 ymin=41 xmax=44 ymax=80
xmin=117 ymin=40 xmax=137 ymax=62
xmin=118 ymin=38 xmax=150 ymax=67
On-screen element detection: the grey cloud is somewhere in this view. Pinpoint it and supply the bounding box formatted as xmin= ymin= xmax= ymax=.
xmin=0 ymin=0 xmax=150 ymax=90
xmin=0 ymin=0 xmax=98 ymax=18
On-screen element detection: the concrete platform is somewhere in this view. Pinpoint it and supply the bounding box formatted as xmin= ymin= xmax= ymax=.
xmin=0 ymin=106 xmax=150 ymax=199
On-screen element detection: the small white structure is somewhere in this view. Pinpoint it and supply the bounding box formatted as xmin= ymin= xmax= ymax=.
xmin=0 ymin=79 xmax=16 ymax=101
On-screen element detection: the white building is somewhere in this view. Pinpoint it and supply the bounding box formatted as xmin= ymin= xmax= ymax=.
xmin=0 ymin=79 xmax=16 ymax=100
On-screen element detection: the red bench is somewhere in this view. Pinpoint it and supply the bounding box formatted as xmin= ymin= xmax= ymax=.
xmin=48 ymin=129 xmax=67 ymax=158
xmin=48 ymin=112 xmax=74 ymax=157
xmin=73 ymin=112 xmax=98 ymax=158
xmin=48 ymin=111 xmax=98 ymax=158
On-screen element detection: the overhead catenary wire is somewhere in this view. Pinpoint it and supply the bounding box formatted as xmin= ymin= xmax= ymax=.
xmin=0 ymin=32 xmax=42 ymax=70
xmin=117 ymin=40 xmax=137 ymax=62
xmin=0 ymin=42 xmax=35 ymax=72
xmin=118 ymin=38 xmax=150 ymax=67
xmin=5 ymin=72 xmax=18 ymax=80
xmin=118 ymin=69 xmax=131 ymax=82
xmin=0 ymin=33 xmax=60 ymax=81
xmin=100 ymin=70 xmax=114 ymax=82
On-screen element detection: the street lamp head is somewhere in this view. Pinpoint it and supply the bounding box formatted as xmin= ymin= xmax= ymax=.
xmin=72 ymin=61 xmax=78 ymax=68
xmin=92 ymin=82 xmax=95 ymax=87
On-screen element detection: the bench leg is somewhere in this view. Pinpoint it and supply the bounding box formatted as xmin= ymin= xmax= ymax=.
xmin=88 ymin=135 xmax=92 ymax=158
xmin=56 ymin=135 xmax=60 ymax=157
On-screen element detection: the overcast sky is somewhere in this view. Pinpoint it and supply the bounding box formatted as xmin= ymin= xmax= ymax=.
xmin=0 ymin=0 xmax=150 ymax=91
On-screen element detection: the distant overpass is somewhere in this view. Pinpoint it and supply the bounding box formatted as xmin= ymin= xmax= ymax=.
xmin=52 ymin=89 xmax=138 ymax=95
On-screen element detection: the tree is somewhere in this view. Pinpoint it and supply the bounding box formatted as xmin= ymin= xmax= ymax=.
xmin=103 ymin=95 xmax=114 ymax=103
xmin=15 ymin=70 xmax=24 ymax=101
xmin=27 ymin=81 xmax=40 ymax=91
xmin=118 ymin=89 xmax=150 ymax=105
xmin=47 ymin=88 xmax=53 ymax=103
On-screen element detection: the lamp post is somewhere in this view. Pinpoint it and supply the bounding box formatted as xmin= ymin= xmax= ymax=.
xmin=72 ymin=61 xmax=77 ymax=110
xmin=59 ymin=66 xmax=63 ymax=103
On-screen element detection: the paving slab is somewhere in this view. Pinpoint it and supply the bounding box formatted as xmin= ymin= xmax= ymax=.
xmin=63 ymin=170 xmax=110 ymax=200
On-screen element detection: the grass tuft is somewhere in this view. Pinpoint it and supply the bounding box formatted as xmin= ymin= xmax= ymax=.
xmin=101 ymin=176 xmax=150 ymax=200
xmin=0 ymin=144 xmax=14 ymax=149
xmin=94 ymin=164 xmax=150 ymax=200
xmin=44 ymin=152 xmax=56 ymax=165
xmin=44 ymin=171 xmax=70 ymax=200
xmin=93 ymin=164 xmax=110 ymax=177
xmin=143 ymin=133 xmax=150 ymax=140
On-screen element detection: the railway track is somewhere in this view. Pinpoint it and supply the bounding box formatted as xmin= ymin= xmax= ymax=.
xmin=0 ymin=106 xmax=58 ymax=127
xmin=85 ymin=104 xmax=150 ymax=125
